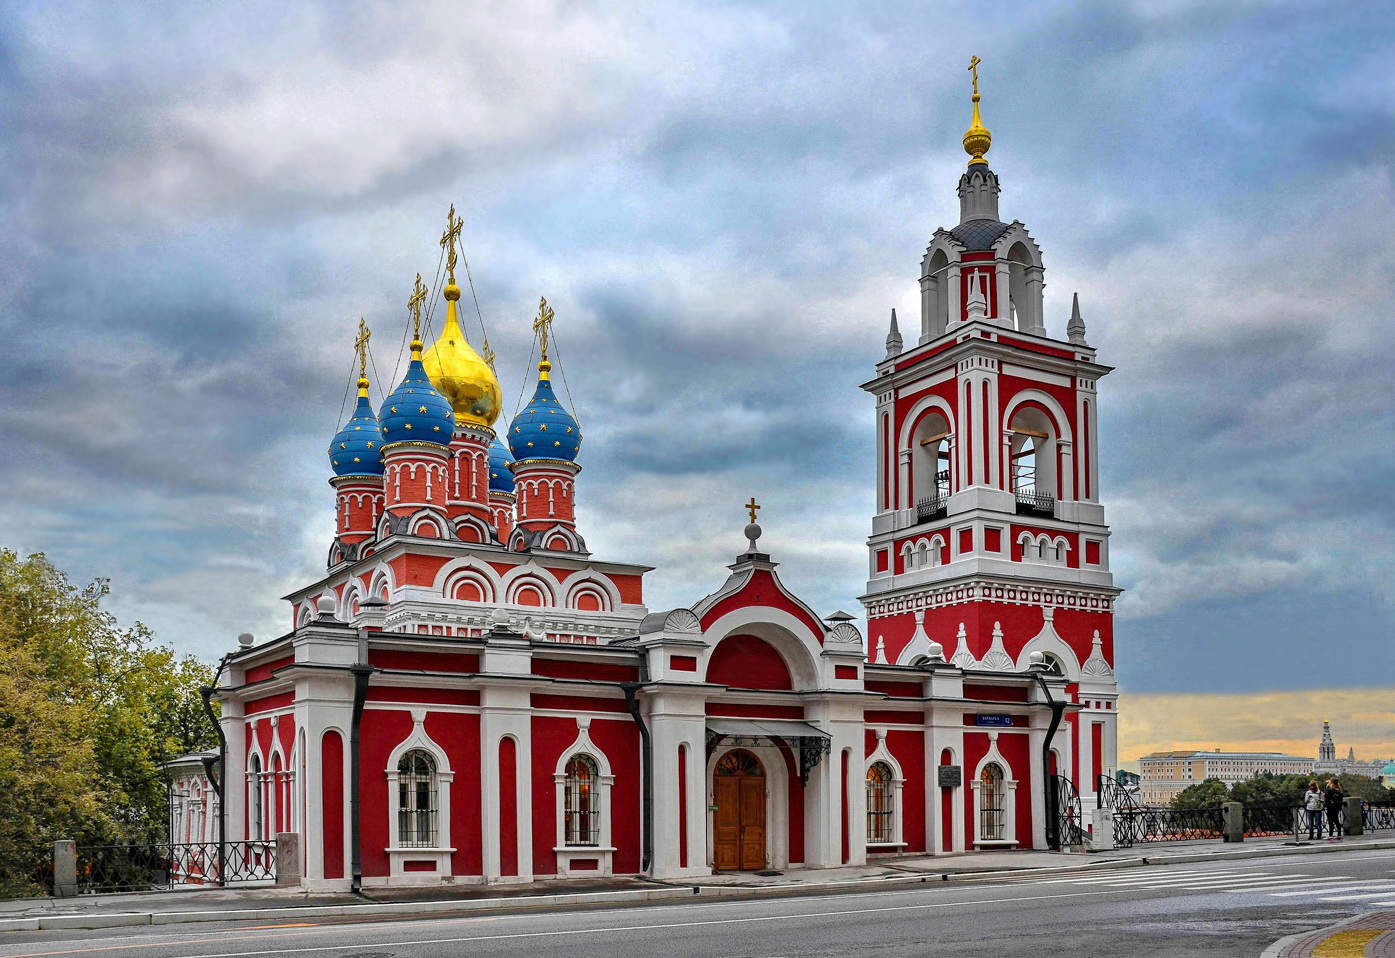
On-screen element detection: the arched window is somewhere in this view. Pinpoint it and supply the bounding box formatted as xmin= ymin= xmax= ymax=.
xmin=912 ymin=410 xmax=952 ymax=514
xmin=924 ymin=249 xmax=950 ymax=338
xmin=866 ymin=762 xmax=895 ymax=843
xmin=248 ymin=754 xmax=264 ymax=841
xmin=563 ymin=755 xmax=601 ymax=847
xmin=979 ymin=763 xmax=1006 ymax=841
xmin=1008 ymin=406 xmax=1056 ymax=512
xmin=1040 ymin=652 xmax=1066 ymax=677
xmin=396 ymin=750 xmax=438 ymax=848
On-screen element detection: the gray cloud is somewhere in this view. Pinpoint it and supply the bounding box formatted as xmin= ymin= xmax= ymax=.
xmin=1 ymin=0 xmax=1393 ymax=688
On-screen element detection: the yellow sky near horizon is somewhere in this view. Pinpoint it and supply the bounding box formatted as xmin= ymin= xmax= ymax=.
xmin=1118 ymin=687 xmax=1395 ymax=769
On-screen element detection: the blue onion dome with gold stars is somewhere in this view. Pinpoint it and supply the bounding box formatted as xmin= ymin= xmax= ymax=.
xmin=378 ymin=336 xmax=454 ymax=448
xmin=488 ymin=438 xmax=515 ymax=493
xmin=329 ymin=375 xmax=385 ymax=477
xmin=508 ymin=358 xmax=581 ymax=462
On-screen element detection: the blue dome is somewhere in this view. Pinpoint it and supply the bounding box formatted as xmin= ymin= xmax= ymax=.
xmin=488 ymin=438 xmax=515 ymax=493
xmin=508 ymin=373 xmax=580 ymax=462
xmin=378 ymin=355 xmax=454 ymax=447
xmin=329 ymin=390 xmax=385 ymax=477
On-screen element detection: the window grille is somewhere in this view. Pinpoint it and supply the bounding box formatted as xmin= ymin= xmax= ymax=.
xmin=866 ymin=762 xmax=895 ymax=843
xmin=564 ymin=755 xmax=601 ymax=846
xmin=979 ymin=763 xmax=1005 ymax=841
xmin=397 ymin=750 xmax=438 ymax=848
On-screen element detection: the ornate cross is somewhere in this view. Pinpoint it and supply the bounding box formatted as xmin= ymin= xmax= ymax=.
xmin=440 ymin=204 xmax=463 ymax=284
xmin=968 ymin=55 xmax=982 ymax=96
xmin=745 ymin=497 xmax=760 ymax=524
xmin=407 ymin=272 xmax=428 ymax=339
xmin=482 ymin=337 xmax=496 ymax=370
xmin=354 ymin=317 xmax=371 ymax=379
xmin=533 ymin=296 xmax=555 ymax=362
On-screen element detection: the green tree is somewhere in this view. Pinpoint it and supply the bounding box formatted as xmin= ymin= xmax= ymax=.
xmin=1335 ymin=774 xmax=1395 ymax=802
xmin=1171 ymin=778 xmax=1229 ymax=809
xmin=0 ymin=550 xmax=214 ymax=897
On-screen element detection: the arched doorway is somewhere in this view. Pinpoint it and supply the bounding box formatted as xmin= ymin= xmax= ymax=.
xmin=713 ymin=749 xmax=766 ymax=871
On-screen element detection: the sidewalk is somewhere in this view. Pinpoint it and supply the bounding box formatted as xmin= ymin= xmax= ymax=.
xmin=3 ymin=834 xmax=1392 ymax=933
xmin=1264 ymin=910 xmax=1395 ymax=956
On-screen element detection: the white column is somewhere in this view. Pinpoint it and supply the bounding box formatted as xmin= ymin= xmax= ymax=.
xmin=994 ymin=261 xmax=1011 ymax=327
xmin=898 ymin=449 xmax=912 ymax=511
xmin=647 ymin=692 xmax=707 ymax=879
xmin=480 ymin=684 xmax=534 ymax=884
xmin=1028 ymin=726 xmax=1047 ymax=850
xmin=947 ymin=263 xmax=962 ymax=326
xmin=220 ymin=702 xmax=247 ymax=844
xmin=1057 ymin=439 xmax=1074 ymax=502
xmin=984 ymin=374 xmax=1000 ymax=490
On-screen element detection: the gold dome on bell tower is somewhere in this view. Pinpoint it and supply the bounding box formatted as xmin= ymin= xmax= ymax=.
xmin=962 ymin=54 xmax=992 ymax=166
xmin=421 ymin=205 xmax=503 ymax=429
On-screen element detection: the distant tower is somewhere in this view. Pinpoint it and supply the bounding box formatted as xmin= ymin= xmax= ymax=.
xmin=861 ymin=58 xmax=1119 ymax=803
xmin=507 ymin=298 xmax=585 ymax=553
xmin=1320 ymin=720 xmax=1336 ymax=763
xmin=327 ymin=320 xmax=385 ymax=564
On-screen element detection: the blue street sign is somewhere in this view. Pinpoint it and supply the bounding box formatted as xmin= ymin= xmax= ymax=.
xmin=975 ymin=714 xmax=1014 ymax=727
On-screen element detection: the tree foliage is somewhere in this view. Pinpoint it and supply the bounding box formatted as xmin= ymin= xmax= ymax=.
xmin=0 ymin=550 xmax=216 ymax=898
xmin=1171 ymin=770 xmax=1395 ymax=810
xmin=1171 ymin=778 xmax=1229 ymax=809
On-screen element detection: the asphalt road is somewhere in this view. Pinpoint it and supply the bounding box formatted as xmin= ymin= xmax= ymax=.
xmin=4 ymin=848 xmax=1395 ymax=958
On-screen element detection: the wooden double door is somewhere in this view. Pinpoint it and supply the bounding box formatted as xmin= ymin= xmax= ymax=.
xmin=713 ymin=750 xmax=766 ymax=871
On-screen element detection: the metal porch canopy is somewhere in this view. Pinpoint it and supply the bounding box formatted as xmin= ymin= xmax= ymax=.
xmin=705 ymin=718 xmax=832 ymax=785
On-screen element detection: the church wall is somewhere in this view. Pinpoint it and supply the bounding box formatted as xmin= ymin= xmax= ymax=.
xmin=246 ymin=691 xmax=295 ymax=714
xmin=1054 ymin=608 xmax=1113 ymax=666
xmin=706 ymin=634 xmax=792 ymax=690
xmin=532 ymin=659 xmax=639 ymax=682
xmin=433 ymin=710 xmax=483 ymax=877
xmin=359 ymin=709 xmax=413 ymax=878
xmin=368 ymin=649 xmax=480 ymax=672
xmin=322 ymin=730 xmax=345 ymax=880
xmin=776 ymin=742 xmax=805 ymax=865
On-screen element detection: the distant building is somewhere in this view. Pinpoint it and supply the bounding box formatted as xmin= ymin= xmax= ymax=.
xmin=1313 ymin=720 xmax=1389 ymax=778
xmin=1382 ymin=763 xmax=1395 ymax=789
xmin=1138 ymin=749 xmax=1313 ymax=805
xmin=163 ymin=752 xmax=220 ymax=846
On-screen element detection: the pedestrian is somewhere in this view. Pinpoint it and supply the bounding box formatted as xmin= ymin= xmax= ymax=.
xmin=1303 ymin=781 xmax=1323 ymax=840
xmin=1325 ymin=778 xmax=1344 ymax=839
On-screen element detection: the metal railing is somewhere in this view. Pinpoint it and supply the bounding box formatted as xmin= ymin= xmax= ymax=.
xmin=1242 ymin=803 xmax=1297 ymax=838
xmin=916 ymin=495 xmax=948 ymax=523
xmin=1014 ymin=489 xmax=1055 ymax=517
xmin=1113 ymin=805 xmax=1225 ymax=847
xmin=1366 ymin=801 xmax=1395 ymax=831
xmin=74 ymin=840 xmax=275 ymax=894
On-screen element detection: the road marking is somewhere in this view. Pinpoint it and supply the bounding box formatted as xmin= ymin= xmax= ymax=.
xmin=242 ymin=925 xmax=317 ymax=930
xmin=1266 ymin=882 xmax=1395 ymax=897
xmin=1016 ymin=867 xmax=1256 ymax=885
xmin=1100 ymin=873 xmax=1292 ymax=890
xmin=1316 ymin=890 xmax=1395 ymax=902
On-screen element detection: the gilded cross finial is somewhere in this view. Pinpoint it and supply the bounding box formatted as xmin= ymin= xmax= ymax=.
xmin=968 ymin=55 xmax=981 ymax=96
xmin=482 ymin=336 xmax=496 ymax=370
xmin=533 ymin=296 xmax=555 ymax=365
xmin=354 ymin=317 xmax=371 ymax=380
xmin=440 ymin=204 xmax=463 ymax=285
xmin=962 ymin=54 xmax=992 ymax=166
xmin=407 ymin=272 xmax=428 ymax=342
xmin=745 ymin=497 xmax=760 ymax=525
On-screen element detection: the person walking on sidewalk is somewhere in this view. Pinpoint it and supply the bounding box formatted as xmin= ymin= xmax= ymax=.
xmin=1304 ymin=781 xmax=1324 ymax=840
xmin=1325 ymin=778 xmax=1345 ymax=839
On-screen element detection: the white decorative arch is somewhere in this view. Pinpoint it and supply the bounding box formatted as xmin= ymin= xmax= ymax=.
xmin=700 ymin=606 xmax=823 ymax=692
xmin=368 ymin=564 xmax=394 ymax=603
xmin=865 ymin=729 xmax=906 ymax=849
xmin=706 ymin=742 xmax=791 ymax=870
xmin=894 ymin=610 xmax=938 ymax=666
xmin=1012 ymin=610 xmax=1083 ymax=681
xmin=451 ymin=513 xmax=494 ymax=545
xmin=1001 ymin=388 xmax=1074 ymax=445
xmin=971 ymin=731 xmax=1018 ymax=847
xmin=550 ymin=716 xmax=617 ymax=875
xmin=897 ymin=394 xmax=957 ymax=452
xmin=436 ymin=557 xmax=503 ymax=603
xmin=560 ymin=570 xmax=621 ymax=612
xmin=384 ymin=708 xmax=454 ymax=879
xmin=500 ymin=562 xmax=559 ymax=606
xmin=296 ymin=603 xmax=314 ymax=628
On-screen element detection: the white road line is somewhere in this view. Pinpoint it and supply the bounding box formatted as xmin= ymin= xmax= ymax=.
xmin=1056 ymin=869 xmax=1271 ymax=885
xmin=1094 ymin=873 xmax=1281 ymax=889
xmin=1105 ymin=876 xmax=1322 ymax=892
xmin=1266 ymin=881 xmax=1395 ymax=897
xmin=1207 ymin=876 xmax=1354 ymax=892
xmin=1012 ymin=867 xmax=1261 ymax=885
xmin=1315 ymin=890 xmax=1395 ymax=902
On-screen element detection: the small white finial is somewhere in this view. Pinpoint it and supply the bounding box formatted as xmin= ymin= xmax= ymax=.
xmin=316 ymin=595 xmax=337 ymax=616
xmin=1067 ymin=292 xmax=1088 ymax=345
xmin=237 ymin=632 xmax=255 ymax=648
xmin=884 ymin=308 xmax=903 ymax=359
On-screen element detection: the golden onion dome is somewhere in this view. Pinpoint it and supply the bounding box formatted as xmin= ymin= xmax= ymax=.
xmin=421 ymin=284 xmax=503 ymax=428
xmin=962 ymin=54 xmax=992 ymax=166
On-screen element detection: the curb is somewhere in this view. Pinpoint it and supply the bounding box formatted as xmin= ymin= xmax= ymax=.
xmin=5 ymin=837 xmax=1394 ymax=933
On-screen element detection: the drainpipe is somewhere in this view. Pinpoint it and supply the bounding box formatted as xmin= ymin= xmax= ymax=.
xmin=621 ymin=655 xmax=653 ymax=874
xmin=200 ymin=653 xmax=232 ymax=886
xmin=1031 ymin=670 xmax=1066 ymax=850
xmin=349 ymin=630 xmax=374 ymax=894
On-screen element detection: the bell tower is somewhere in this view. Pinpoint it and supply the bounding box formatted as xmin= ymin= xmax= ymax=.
xmin=860 ymin=58 xmax=1121 ymax=803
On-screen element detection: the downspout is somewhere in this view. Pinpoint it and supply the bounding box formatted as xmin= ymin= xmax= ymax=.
xmin=621 ymin=654 xmax=653 ymax=874
xmin=200 ymin=653 xmax=231 ymax=885
xmin=348 ymin=630 xmax=373 ymax=894
xmin=1032 ymin=671 xmax=1066 ymax=850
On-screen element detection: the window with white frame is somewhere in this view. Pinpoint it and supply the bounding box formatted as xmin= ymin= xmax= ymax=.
xmin=563 ymin=754 xmax=601 ymax=846
xmin=866 ymin=762 xmax=895 ymax=843
xmin=979 ymin=763 xmax=1006 ymax=841
xmin=396 ymin=750 xmax=438 ymax=848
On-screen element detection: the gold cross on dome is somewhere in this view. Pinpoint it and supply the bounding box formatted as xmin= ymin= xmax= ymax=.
xmin=968 ymin=55 xmax=982 ymax=96
xmin=533 ymin=297 xmax=555 ymax=362
xmin=440 ymin=204 xmax=463 ymax=284
xmin=354 ymin=318 xmax=371 ymax=379
xmin=407 ymin=272 xmax=428 ymax=339
xmin=745 ymin=497 xmax=760 ymax=524
xmin=482 ymin=336 xmax=496 ymax=370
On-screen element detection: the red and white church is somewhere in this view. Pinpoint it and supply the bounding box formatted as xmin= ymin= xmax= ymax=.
xmin=190 ymin=69 xmax=1121 ymax=889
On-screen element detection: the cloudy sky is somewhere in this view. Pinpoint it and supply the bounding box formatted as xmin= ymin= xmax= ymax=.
xmin=3 ymin=1 xmax=1393 ymax=760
